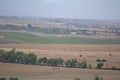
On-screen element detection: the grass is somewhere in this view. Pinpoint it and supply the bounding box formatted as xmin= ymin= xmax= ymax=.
xmin=0 ymin=32 xmax=120 ymax=44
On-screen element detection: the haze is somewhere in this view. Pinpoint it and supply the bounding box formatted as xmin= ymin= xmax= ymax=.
xmin=0 ymin=0 xmax=120 ymax=20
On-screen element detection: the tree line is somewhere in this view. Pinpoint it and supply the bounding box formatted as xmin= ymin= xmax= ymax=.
xmin=0 ymin=49 xmax=87 ymax=68
xmin=0 ymin=49 xmax=120 ymax=70
xmin=0 ymin=24 xmax=97 ymax=35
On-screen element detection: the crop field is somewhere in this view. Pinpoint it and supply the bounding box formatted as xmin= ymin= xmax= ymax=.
xmin=0 ymin=32 xmax=120 ymax=44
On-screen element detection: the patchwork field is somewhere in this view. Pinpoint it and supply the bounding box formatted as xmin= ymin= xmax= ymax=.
xmin=0 ymin=31 xmax=120 ymax=80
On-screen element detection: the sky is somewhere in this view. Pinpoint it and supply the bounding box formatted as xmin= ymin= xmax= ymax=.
xmin=0 ymin=0 xmax=120 ymax=20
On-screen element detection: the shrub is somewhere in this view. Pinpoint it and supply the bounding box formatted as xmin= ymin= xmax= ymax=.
xmin=96 ymin=59 xmax=101 ymax=62
xmin=97 ymin=63 xmax=104 ymax=69
xmin=47 ymin=58 xmax=64 ymax=67
xmin=88 ymin=64 xmax=92 ymax=69
xmin=94 ymin=75 xmax=103 ymax=80
xmin=101 ymin=59 xmax=107 ymax=62
xmin=74 ymin=77 xmax=80 ymax=80
xmin=65 ymin=59 xmax=78 ymax=68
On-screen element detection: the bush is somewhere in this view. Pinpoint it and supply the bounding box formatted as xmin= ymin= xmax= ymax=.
xmin=94 ymin=75 xmax=103 ymax=80
xmin=38 ymin=57 xmax=47 ymax=65
xmin=88 ymin=64 xmax=92 ymax=69
xmin=96 ymin=59 xmax=107 ymax=62
xmin=97 ymin=63 xmax=104 ymax=69
xmin=74 ymin=77 xmax=80 ymax=80
xmin=111 ymin=67 xmax=120 ymax=70
xmin=96 ymin=59 xmax=101 ymax=62
xmin=80 ymin=61 xmax=87 ymax=68
xmin=101 ymin=59 xmax=107 ymax=62
xmin=47 ymin=58 xmax=64 ymax=67
xmin=65 ymin=59 xmax=78 ymax=68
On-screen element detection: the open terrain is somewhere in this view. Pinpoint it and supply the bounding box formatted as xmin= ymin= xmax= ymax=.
xmin=0 ymin=62 xmax=120 ymax=80
xmin=0 ymin=17 xmax=120 ymax=80
xmin=0 ymin=17 xmax=120 ymax=40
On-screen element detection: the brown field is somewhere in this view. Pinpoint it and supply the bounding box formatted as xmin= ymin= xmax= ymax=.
xmin=0 ymin=62 xmax=120 ymax=80
xmin=0 ymin=18 xmax=67 ymax=28
xmin=0 ymin=44 xmax=120 ymax=80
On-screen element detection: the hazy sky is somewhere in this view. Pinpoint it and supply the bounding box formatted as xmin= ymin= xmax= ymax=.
xmin=0 ymin=0 xmax=120 ymax=20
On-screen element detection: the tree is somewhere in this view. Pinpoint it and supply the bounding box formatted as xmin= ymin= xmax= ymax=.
xmin=15 ymin=51 xmax=25 ymax=64
xmin=38 ymin=58 xmax=43 ymax=65
xmin=80 ymin=61 xmax=87 ymax=68
xmin=38 ymin=57 xmax=47 ymax=65
xmin=27 ymin=53 xmax=37 ymax=65
xmin=22 ymin=54 xmax=29 ymax=64
xmin=47 ymin=58 xmax=58 ymax=66
xmin=65 ymin=59 xmax=78 ymax=68
xmin=57 ymin=58 xmax=64 ymax=67
xmin=47 ymin=58 xmax=64 ymax=67
xmin=97 ymin=63 xmax=104 ymax=69
xmin=0 ymin=49 xmax=17 ymax=63
xmin=8 ymin=48 xmax=17 ymax=63
xmin=0 ymin=50 xmax=5 ymax=61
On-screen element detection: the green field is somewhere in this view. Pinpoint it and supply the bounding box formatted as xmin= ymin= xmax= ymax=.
xmin=0 ymin=32 xmax=120 ymax=44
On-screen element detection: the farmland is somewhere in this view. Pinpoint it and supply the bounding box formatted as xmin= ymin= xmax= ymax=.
xmin=0 ymin=62 xmax=120 ymax=80
xmin=0 ymin=43 xmax=120 ymax=68
xmin=0 ymin=32 xmax=120 ymax=44
xmin=0 ymin=17 xmax=120 ymax=80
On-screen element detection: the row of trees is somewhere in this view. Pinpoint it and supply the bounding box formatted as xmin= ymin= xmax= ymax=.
xmin=38 ymin=57 xmax=64 ymax=67
xmin=0 ymin=24 xmax=97 ymax=35
xmin=65 ymin=59 xmax=87 ymax=68
xmin=0 ymin=48 xmax=37 ymax=65
xmin=0 ymin=49 xmax=106 ymax=69
xmin=0 ymin=49 xmax=88 ymax=68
